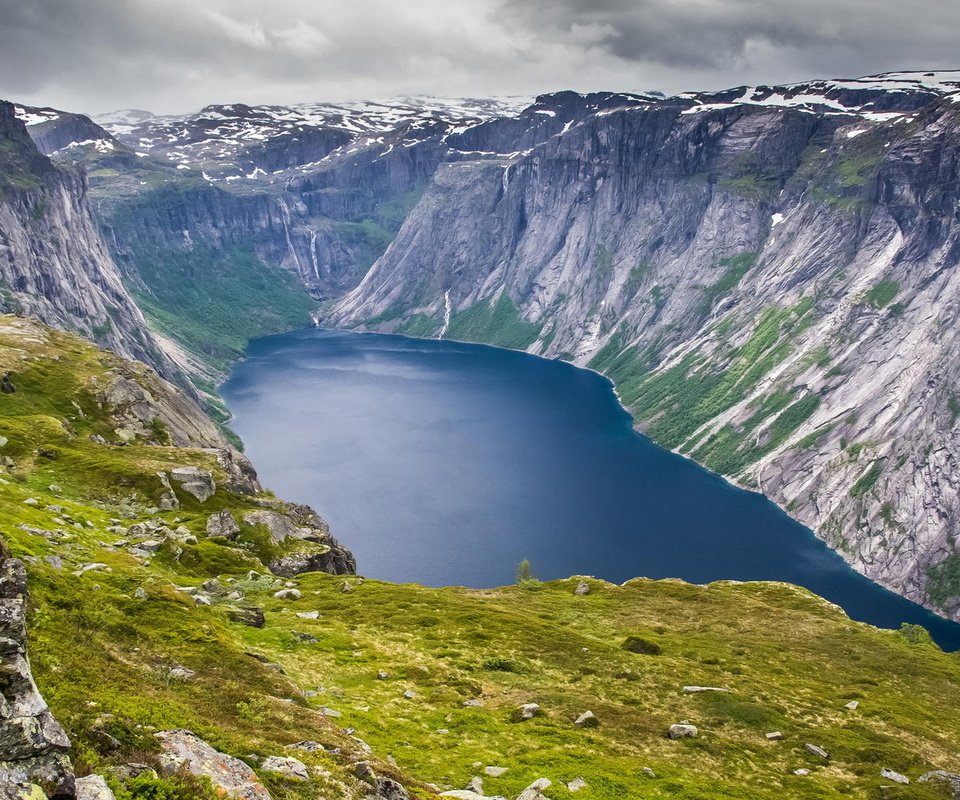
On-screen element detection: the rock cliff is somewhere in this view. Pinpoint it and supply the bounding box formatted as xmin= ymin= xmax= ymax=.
xmin=324 ymin=74 xmax=960 ymax=619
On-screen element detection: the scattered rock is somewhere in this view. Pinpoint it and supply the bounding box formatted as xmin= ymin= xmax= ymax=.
xmin=260 ymin=756 xmax=309 ymax=781
xmin=465 ymin=776 xmax=484 ymax=793
xmin=804 ymin=744 xmax=829 ymax=759
xmin=155 ymin=730 xmax=271 ymax=800
xmin=227 ymin=606 xmax=267 ymax=628
xmin=517 ymin=703 xmax=540 ymax=721
xmin=403 ymin=690 xmax=417 ymax=700
xmin=765 ymin=731 xmax=783 ymax=741
xmin=168 ymin=665 xmax=196 ymax=681
xmin=516 ymin=778 xmax=551 ymax=800
xmin=668 ymin=723 xmax=698 ymax=739
xmin=794 ymin=769 xmax=811 ymax=776
xmin=574 ymin=580 xmax=590 ymax=596
xmin=318 ymin=707 xmax=342 ymax=718
xmin=76 ymin=774 xmax=115 ymax=800
xmin=376 ymin=670 xmax=390 ymax=680
xmin=295 ymin=611 xmax=319 ymax=620
xmin=642 ymin=768 xmax=656 ymax=779
xmin=683 ymin=686 xmax=729 ymax=693
xmin=273 ymin=588 xmax=301 ymax=600
xmin=483 ymin=766 xmax=508 ymax=777
xmin=566 ymin=776 xmax=588 ymax=791
xmin=918 ymin=771 xmax=960 ymax=795
xmin=22 ymin=498 xmax=39 ymax=506
xmin=573 ymin=710 xmax=598 ymax=728
xmin=844 ymin=700 xmax=859 ymax=710
xmin=134 ymin=587 xmax=148 ymax=600
xmin=880 ymin=768 xmax=910 ymax=785
xmin=44 ymin=555 xmax=63 ymax=570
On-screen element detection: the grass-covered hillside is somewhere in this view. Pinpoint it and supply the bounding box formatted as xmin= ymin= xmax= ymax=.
xmin=2 ymin=316 xmax=960 ymax=800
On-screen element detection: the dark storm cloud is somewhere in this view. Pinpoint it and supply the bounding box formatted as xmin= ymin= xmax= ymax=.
xmin=0 ymin=0 xmax=957 ymax=115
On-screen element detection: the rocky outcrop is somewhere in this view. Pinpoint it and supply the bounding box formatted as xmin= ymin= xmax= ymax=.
xmin=0 ymin=545 xmax=74 ymax=800
xmin=242 ymin=505 xmax=356 ymax=576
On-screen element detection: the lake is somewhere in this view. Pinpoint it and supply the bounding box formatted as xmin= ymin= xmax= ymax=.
xmin=221 ymin=328 xmax=960 ymax=650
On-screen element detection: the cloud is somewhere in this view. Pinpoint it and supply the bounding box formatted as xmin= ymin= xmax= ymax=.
xmin=0 ymin=0 xmax=956 ymax=115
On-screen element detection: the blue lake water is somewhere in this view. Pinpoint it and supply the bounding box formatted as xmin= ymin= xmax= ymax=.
xmin=221 ymin=328 xmax=960 ymax=650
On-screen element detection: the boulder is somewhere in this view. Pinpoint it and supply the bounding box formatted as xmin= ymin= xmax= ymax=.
xmin=169 ymin=468 xmax=215 ymax=503
xmin=207 ymin=511 xmax=240 ymax=540
xmin=765 ymin=731 xmax=783 ymax=741
xmin=880 ymin=768 xmax=910 ymax=785
xmin=516 ymin=703 xmax=540 ymax=721
xmin=273 ymin=589 xmax=301 ymax=601
xmin=260 ymin=756 xmax=308 ymax=781
xmin=375 ymin=777 xmax=409 ymax=799
xmin=574 ymin=580 xmax=590 ymax=596
xmin=484 ymin=767 xmax=508 ymax=777
xmin=155 ymin=730 xmax=271 ymax=800
xmin=566 ymin=777 xmax=588 ymax=792
xmin=573 ymin=711 xmax=598 ymax=728
xmin=75 ymin=775 xmax=115 ymax=800
xmin=668 ymin=724 xmax=698 ymax=739
xmin=919 ymin=771 xmax=960 ymax=797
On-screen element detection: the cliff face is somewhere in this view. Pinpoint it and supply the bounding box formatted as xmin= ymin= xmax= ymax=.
xmin=0 ymin=102 xmax=175 ymax=379
xmin=326 ymin=77 xmax=960 ymax=619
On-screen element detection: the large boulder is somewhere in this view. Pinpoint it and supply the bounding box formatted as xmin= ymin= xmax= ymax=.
xmin=242 ymin=509 xmax=355 ymax=576
xmin=155 ymin=730 xmax=271 ymax=800
xmin=206 ymin=510 xmax=240 ymax=540
xmin=169 ymin=468 xmax=215 ymax=503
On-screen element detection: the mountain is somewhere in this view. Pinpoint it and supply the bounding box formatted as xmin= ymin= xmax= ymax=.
xmin=11 ymin=72 xmax=960 ymax=622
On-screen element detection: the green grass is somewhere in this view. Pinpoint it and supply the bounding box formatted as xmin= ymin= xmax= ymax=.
xmin=445 ymin=293 xmax=542 ymax=350
xmin=849 ymin=462 xmax=884 ymax=498
xmin=4 ymin=317 xmax=960 ymax=800
xmin=127 ymin=244 xmax=315 ymax=372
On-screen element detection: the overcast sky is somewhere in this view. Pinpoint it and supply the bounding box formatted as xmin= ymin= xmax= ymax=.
xmin=1 ymin=0 xmax=958 ymax=116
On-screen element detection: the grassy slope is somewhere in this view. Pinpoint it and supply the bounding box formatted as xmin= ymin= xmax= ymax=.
xmin=1 ymin=319 xmax=960 ymax=799
xmin=125 ymin=243 xmax=315 ymax=374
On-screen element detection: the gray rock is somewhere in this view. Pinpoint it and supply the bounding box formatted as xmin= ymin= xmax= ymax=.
xmin=516 ymin=778 xmax=551 ymax=800
xmin=804 ymin=743 xmax=829 ymax=759
xmin=574 ymin=580 xmax=590 ymax=596
xmin=765 ymin=731 xmax=783 ymax=741
xmin=206 ymin=510 xmax=240 ymax=540
xmin=134 ymin=587 xmax=148 ymax=600
xmin=683 ymin=686 xmax=729 ymax=693
xmin=483 ymin=766 xmax=508 ymax=777
xmin=260 ymin=756 xmax=309 ymax=781
xmin=880 ymin=768 xmax=910 ymax=785
xmin=918 ymin=771 xmax=960 ymax=796
xmin=844 ymin=700 xmax=859 ymax=710
xmin=273 ymin=588 xmax=301 ymax=600
xmin=155 ymin=730 xmax=272 ymax=800
xmin=668 ymin=724 xmax=698 ymax=739
xmin=76 ymin=775 xmax=115 ymax=800
xmin=573 ymin=711 xmax=598 ymax=728
xmin=169 ymin=467 xmax=216 ymax=502
xmin=566 ymin=777 xmax=588 ymax=791
xmin=517 ymin=703 xmax=540 ymax=720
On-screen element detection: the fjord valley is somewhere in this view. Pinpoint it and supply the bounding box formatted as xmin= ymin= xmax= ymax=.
xmin=2 ymin=63 xmax=960 ymax=800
